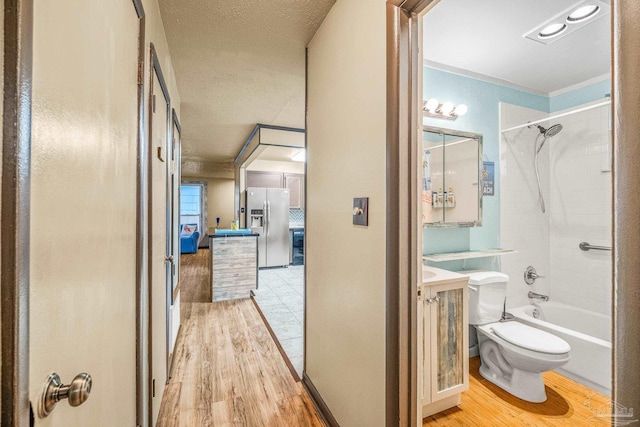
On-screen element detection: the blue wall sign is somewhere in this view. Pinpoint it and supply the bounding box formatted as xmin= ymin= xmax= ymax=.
xmin=482 ymin=161 xmax=495 ymax=196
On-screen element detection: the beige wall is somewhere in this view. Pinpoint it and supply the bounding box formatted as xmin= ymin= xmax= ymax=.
xmin=306 ymin=0 xmax=387 ymax=425
xmin=207 ymin=178 xmax=236 ymax=230
xmin=182 ymin=177 xmax=236 ymax=231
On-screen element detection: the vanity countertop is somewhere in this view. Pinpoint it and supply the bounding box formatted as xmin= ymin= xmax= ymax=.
xmin=422 ymin=265 xmax=469 ymax=286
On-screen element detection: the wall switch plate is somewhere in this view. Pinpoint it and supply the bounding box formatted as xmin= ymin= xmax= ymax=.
xmin=353 ymin=197 xmax=369 ymax=226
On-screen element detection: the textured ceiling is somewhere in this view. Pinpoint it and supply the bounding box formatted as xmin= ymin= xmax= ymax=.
xmin=423 ymin=0 xmax=611 ymax=94
xmin=158 ymin=0 xmax=334 ymax=162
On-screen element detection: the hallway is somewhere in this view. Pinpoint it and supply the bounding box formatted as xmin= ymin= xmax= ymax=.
xmin=157 ymin=251 xmax=323 ymax=426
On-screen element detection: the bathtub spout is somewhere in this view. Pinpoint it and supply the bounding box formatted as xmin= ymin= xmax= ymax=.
xmin=528 ymin=291 xmax=549 ymax=302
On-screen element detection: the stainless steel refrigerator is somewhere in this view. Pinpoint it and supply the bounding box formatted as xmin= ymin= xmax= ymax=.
xmin=246 ymin=187 xmax=290 ymax=268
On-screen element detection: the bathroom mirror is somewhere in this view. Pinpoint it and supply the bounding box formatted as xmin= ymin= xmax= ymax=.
xmin=422 ymin=126 xmax=483 ymax=227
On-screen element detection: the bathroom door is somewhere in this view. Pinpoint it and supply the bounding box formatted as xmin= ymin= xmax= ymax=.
xmin=28 ymin=0 xmax=140 ymax=424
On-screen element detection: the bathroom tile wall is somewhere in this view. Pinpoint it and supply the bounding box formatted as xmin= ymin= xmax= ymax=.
xmin=499 ymin=100 xmax=612 ymax=313
xmin=548 ymin=101 xmax=612 ymax=315
xmin=500 ymin=103 xmax=551 ymax=308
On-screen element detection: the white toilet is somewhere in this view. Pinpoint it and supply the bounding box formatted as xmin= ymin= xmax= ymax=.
xmin=467 ymin=271 xmax=571 ymax=403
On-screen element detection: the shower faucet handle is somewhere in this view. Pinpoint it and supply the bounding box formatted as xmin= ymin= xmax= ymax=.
xmin=524 ymin=266 xmax=544 ymax=285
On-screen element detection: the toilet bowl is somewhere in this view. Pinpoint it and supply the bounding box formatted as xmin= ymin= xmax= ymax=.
xmin=466 ymin=271 xmax=571 ymax=403
xmin=476 ymin=321 xmax=570 ymax=402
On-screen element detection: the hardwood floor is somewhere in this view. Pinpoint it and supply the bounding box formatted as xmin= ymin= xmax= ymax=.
xmin=179 ymin=249 xmax=211 ymax=303
xmin=424 ymin=357 xmax=611 ymax=426
xmin=157 ymin=250 xmax=324 ymax=426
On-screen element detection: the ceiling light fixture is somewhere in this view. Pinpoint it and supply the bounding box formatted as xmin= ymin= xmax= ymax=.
xmin=291 ymin=149 xmax=305 ymax=162
xmin=524 ymin=0 xmax=609 ymax=45
xmin=538 ymin=23 xmax=567 ymax=39
xmin=423 ymin=99 xmax=468 ymax=120
xmin=567 ymin=5 xmax=600 ymax=23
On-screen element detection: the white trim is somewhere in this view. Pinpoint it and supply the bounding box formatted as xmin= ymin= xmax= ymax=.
xmin=548 ymin=73 xmax=611 ymax=97
xmin=424 ymin=59 xmax=548 ymax=96
xmin=424 ymin=59 xmax=611 ymax=99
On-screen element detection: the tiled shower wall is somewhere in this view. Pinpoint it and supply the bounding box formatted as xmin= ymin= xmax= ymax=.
xmin=548 ymin=102 xmax=612 ymax=315
xmin=500 ymin=101 xmax=612 ymax=315
xmin=500 ymin=103 xmax=551 ymax=308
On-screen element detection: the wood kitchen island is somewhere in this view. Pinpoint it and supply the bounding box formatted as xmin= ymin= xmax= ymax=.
xmin=209 ymin=232 xmax=259 ymax=302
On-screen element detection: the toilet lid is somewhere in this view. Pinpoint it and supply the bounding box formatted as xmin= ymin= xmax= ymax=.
xmin=490 ymin=322 xmax=571 ymax=354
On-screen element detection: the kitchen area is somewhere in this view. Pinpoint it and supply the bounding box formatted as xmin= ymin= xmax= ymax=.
xmin=232 ymin=125 xmax=306 ymax=378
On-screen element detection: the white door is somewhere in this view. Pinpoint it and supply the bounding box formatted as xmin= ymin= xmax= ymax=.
xmin=29 ymin=0 xmax=139 ymax=425
xmin=149 ymin=56 xmax=170 ymax=425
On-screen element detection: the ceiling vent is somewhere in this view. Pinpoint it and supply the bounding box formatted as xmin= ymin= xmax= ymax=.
xmin=523 ymin=0 xmax=610 ymax=45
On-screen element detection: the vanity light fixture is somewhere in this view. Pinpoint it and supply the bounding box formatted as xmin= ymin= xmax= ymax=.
xmin=291 ymin=149 xmax=305 ymax=162
xmin=423 ymin=98 xmax=468 ymax=120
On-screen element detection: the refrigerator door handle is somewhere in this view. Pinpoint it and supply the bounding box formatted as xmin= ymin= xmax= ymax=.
xmin=267 ymin=201 xmax=271 ymax=236
xmin=263 ymin=200 xmax=268 ymax=236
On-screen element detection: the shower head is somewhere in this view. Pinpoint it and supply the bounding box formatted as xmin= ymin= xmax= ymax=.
xmin=535 ymin=123 xmax=563 ymax=138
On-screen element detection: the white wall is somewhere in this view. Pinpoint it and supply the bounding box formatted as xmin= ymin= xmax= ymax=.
xmin=500 ymin=101 xmax=612 ymax=314
xmin=306 ymin=0 xmax=387 ymax=425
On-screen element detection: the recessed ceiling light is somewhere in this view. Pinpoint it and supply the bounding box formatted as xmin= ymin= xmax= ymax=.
xmin=538 ymin=23 xmax=567 ymax=39
xmin=567 ymin=5 xmax=600 ymax=23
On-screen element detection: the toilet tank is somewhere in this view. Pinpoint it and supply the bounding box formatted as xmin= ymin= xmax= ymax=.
xmin=466 ymin=271 xmax=509 ymax=325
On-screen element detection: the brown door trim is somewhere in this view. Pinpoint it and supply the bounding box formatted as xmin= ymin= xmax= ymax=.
xmin=386 ymin=1 xmax=436 ymax=426
xmin=612 ymin=0 xmax=640 ymax=415
xmin=134 ymin=0 xmax=146 ymax=426
xmin=147 ymin=41 xmax=172 ymax=425
xmin=1 ymin=0 xmax=33 ymax=425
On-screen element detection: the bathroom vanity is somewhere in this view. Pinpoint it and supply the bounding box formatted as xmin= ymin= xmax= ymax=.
xmin=420 ymin=266 xmax=469 ymax=417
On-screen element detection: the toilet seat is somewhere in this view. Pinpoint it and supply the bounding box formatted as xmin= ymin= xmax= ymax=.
xmin=487 ymin=322 xmax=570 ymax=354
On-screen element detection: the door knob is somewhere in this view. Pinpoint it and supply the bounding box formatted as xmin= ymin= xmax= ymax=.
xmin=165 ymin=255 xmax=174 ymax=262
xmin=39 ymin=372 xmax=92 ymax=418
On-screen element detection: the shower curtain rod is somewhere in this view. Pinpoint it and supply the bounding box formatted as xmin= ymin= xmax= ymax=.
xmin=500 ymin=99 xmax=611 ymax=134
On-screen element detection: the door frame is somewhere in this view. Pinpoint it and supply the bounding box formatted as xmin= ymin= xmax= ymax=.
xmin=171 ymin=110 xmax=182 ymax=305
xmin=1 ymin=0 xmax=33 ymax=425
xmin=147 ymin=41 xmax=172 ymax=424
xmin=133 ymin=1 xmax=147 ymax=426
xmin=386 ymin=1 xmax=433 ymax=425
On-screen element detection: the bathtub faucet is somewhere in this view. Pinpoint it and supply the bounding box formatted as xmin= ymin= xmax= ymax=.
xmin=528 ymin=291 xmax=549 ymax=302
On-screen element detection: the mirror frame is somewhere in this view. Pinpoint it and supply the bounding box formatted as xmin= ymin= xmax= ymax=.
xmin=422 ymin=125 xmax=483 ymax=228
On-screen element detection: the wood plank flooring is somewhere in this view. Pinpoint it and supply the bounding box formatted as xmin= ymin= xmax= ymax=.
xmin=424 ymin=356 xmax=611 ymax=426
xmin=179 ymin=249 xmax=211 ymax=303
xmin=157 ymin=250 xmax=324 ymax=426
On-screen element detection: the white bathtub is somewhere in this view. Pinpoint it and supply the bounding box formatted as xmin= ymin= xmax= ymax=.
xmin=510 ymin=301 xmax=611 ymax=396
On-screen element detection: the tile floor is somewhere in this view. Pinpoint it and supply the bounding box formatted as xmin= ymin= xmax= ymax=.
xmin=253 ymin=265 xmax=304 ymax=377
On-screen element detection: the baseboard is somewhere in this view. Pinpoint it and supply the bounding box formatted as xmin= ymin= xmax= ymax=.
xmin=250 ymin=295 xmax=300 ymax=382
xmin=302 ymin=373 xmax=340 ymax=427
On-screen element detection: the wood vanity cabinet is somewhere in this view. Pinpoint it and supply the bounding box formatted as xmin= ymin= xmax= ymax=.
xmin=421 ymin=278 xmax=469 ymax=417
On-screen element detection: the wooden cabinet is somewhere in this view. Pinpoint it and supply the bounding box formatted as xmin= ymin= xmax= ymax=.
xmin=247 ymin=171 xmax=304 ymax=209
xmin=284 ymin=173 xmax=304 ymax=209
xmin=421 ymin=278 xmax=468 ymax=417
xmin=246 ymin=171 xmax=283 ymax=188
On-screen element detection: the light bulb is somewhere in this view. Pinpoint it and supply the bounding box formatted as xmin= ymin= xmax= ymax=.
xmin=440 ymin=102 xmax=454 ymax=116
xmin=567 ymin=5 xmax=599 ymax=23
xmin=538 ymin=23 xmax=567 ymax=39
xmin=455 ymin=104 xmax=468 ymax=116
xmin=426 ymin=98 xmax=439 ymax=112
